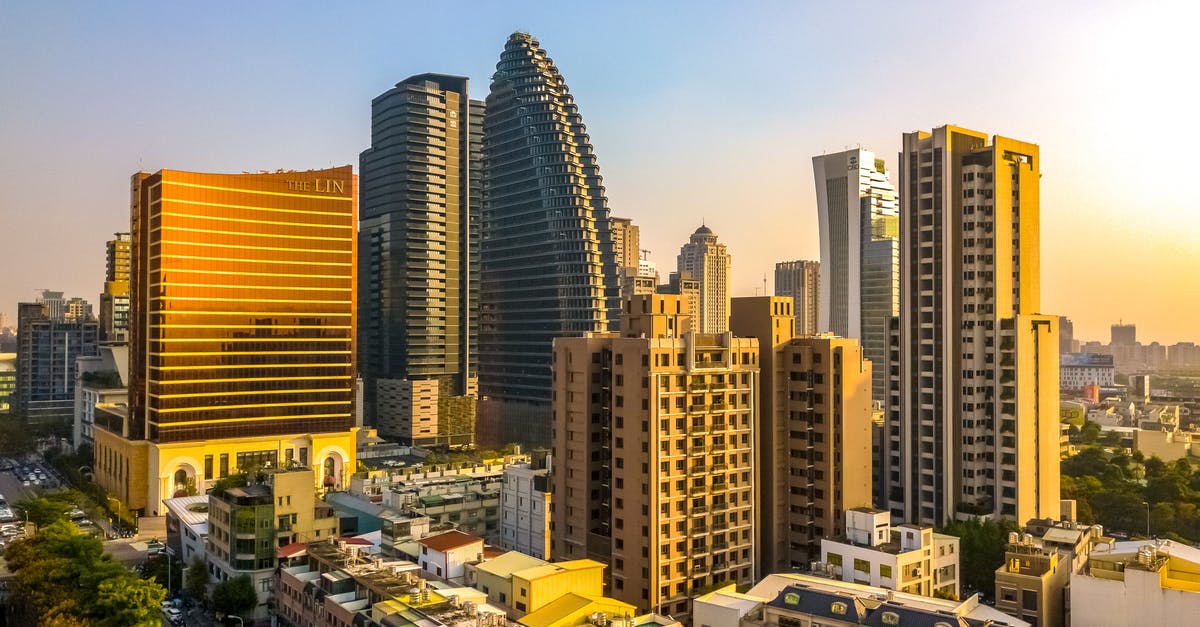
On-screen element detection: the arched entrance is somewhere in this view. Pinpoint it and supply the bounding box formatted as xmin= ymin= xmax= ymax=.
xmin=171 ymin=464 xmax=197 ymax=497
xmin=323 ymin=457 xmax=338 ymax=488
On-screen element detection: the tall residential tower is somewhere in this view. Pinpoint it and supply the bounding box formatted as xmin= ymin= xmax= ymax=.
xmin=885 ymin=126 xmax=1059 ymax=526
xmin=100 ymin=232 xmax=132 ymax=342
xmin=479 ymin=32 xmax=620 ymax=446
xmin=813 ymin=149 xmax=899 ymax=402
xmin=676 ymin=225 xmax=731 ymax=334
xmin=359 ymin=74 xmax=482 ymax=447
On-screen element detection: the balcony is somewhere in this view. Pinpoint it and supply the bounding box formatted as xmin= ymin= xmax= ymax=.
xmin=689 ymin=485 xmax=708 ymax=496
xmin=689 ymin=424 xmax=708 ymax=435
xmin=691 ymin=504 xmax=708 ymax=514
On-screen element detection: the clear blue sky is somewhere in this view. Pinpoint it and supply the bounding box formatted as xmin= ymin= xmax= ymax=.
xmin=2 ymin=1 xmax=1198 ymax=343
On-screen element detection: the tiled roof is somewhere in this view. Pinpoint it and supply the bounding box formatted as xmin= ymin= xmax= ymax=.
xmin=418 ymin=530 xmax=482 ymax=553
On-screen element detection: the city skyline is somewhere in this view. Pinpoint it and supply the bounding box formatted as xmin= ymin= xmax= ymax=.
xmin=3 ymin=2 xmax=1200 ymax=344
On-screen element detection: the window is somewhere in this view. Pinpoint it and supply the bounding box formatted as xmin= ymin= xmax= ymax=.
xmin=854 ymin=558 xmax=870 ymax=573
xmin=880 ymin=564 xmax=892 ymax=578
xmin=1000 ymin=587 xmax=1017 ymax=603
xmin=827 ymin=553 xmax=842 ymax=566
xmin=1021 ymin=590 xmax=1038 ymax=611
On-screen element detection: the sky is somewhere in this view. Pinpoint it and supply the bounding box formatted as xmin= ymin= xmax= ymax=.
xmin=1 ymin=1 xmax=1198 ymax=344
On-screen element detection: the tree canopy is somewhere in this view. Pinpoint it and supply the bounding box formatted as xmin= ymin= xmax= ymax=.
xmin=3 ymin=520 xmax=165 ymax=626
xmin=212 ymin=574 xmax=258 ymax=619
xmin=938 ymin=518 xmax=1019 ymax=600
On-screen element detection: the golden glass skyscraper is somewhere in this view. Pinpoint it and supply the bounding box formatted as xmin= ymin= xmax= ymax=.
xmin=93 ymin=167 xmax=359 ymax=518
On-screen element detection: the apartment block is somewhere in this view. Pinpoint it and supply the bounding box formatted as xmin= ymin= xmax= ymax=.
xmin=887 ymin=126 xmax=1060 ymax=526
xmin=500 ymin=457 xmax=552 ymax=559
xmin=817 ymin=507 xmax=959 ymax=599
xmin=676 ymin=225 xmax=732 ymax=333
xmin=552 ymin=294 xmax=757 ymax=617
xmin=729 ymin=296 xmax=873 ymax=573
xmin=207 ymin=468 xmax=339 ymax=620
xmin=16 ymin=298 xmax=100 ymax=429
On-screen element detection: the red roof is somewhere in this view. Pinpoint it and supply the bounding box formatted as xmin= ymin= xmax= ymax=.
xmin=343 ymin=537 xmax=373 ymax=546
xmin=277 ymin=543 xmax=307 ymax=559
xmin=418 ymin=530 xmax=483 ymax=553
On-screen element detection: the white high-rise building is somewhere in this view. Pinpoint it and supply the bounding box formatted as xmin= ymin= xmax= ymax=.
xmin=813 ymin=148 xmax=899 ymax=402
xmin=676 ymin=224 xmax=731 ymax=333
xmin=886 ymin=126 xmax=1060 ymax=527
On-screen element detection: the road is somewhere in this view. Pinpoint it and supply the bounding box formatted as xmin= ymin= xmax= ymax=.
xmin=0 ymin=469 xmax=35 ymax=507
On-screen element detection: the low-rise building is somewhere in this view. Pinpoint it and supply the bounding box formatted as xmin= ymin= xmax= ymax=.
xmin=1071 ymin=540 xmax=1200 ymax=627
xmin=276 ymin=540 xmax=511 ymax=627
xmin=1135 ymin=429 xmax=1200 ymax=461
xmin=694 ymin=573 xmax=1026 ymax=627
xmin=416 ymin=530 xmax=485 ymax=583
xmin=163 ymin=495 xmax=209 ymax=566
xmin=993 ymin=519 xmax=1109 ymax=627
xmin=207 ymin=468 xmax=339 ymax=620
xmin=515 ymin=593 xmax=635 ymax=627
xmin=818 ymin=508 xmax=959 ymax=599
xmin=467 ymin=551 xmax=605 ymax=616
xmin=500 ymin=456 xmax=551 ymax=559
xmin=1060 ymin=353 xmax=1114 ymax=390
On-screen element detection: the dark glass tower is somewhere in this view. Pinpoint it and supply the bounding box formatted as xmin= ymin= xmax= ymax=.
xmin=479 ymin=32 xmax=620 ymax=446
xmin=359 ymin=74 xmax=483 ymax=445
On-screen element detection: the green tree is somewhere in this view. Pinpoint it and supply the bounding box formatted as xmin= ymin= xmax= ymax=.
xmin=938 ymin=518 xmax=1018 ymax=599
xmin=3 ymin=519 xmax=166 ymax=626
xmin=186 ymin=557 xmax=210 ymax=602
xmin=93 ymin=576 xmax=167 ymax=627
xmin=1078 ymin=420 xmax=1101 ymax=444
xmin=212 ymin=574 xmax=258 ymax=620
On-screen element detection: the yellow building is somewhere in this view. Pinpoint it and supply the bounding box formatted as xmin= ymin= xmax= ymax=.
xmin=729 ymin=296 xmax=874 ymax=572
xmin=517 ymin=593 xmax=637 ymax=627
xmin=553 ymin=293 xmax=758 ymax=618
xmin=93 ymin=167 xmax=359 ymax=518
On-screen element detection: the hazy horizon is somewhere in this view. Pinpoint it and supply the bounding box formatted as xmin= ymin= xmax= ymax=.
xmin=2 ymin=1 xmax=1198 ymax=344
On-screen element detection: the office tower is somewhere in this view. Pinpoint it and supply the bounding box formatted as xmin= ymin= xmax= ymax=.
xmin=611 ymin=216 xmax=641 ymax=270
xmin=92 ymin=167 xmax=359 ymax=519
xmin=729 ymin=297 xmax=873 ymax=572
xmin=774 ymin=260 xmax=820 ymax=336
xmin=16 ymin=298 xmax=99 ymax=429
xmin=612 ymin=216 xmax=648 ymax=304
xmin=886 ymin=126 xmax=1060 ymax=526
xmin=0 ymin=354 xmax=15 ymax=414
xmin=359 ymin=74 xmax=482 ymax=447
xmin=1111 ymin=323 xmax=1136 ymax=346
xmin=64 ymin=297 xmax=93 ymax=322
xmin=1058 ymin=316 xmax=1074 ymax=355
xmin=813 ymin=149 xmax=899 ymax=403
xmin=479 ymin=32 xmax=620 ymax=446
xmin=100 ymin=232 xmax=131 ymax=342
xmin=552 ymin=294 xmax=757 ymax=618
xmin=676 ymin=225 xmax=732 ymax=334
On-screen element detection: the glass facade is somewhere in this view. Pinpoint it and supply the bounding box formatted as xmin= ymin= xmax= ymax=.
xmin=130 ymin=168 xmax=357 ymax=443
xmin=479 ymin=32 xmax=620 ymax=413
xmin=358 ymin=74 xmax=482 ymax=423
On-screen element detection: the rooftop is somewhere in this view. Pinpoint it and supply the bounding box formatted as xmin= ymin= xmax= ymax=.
xmin=419 ymin=530 xmax=483 ymax=553
xmin=162 ymin=495 xmax=210 ymax=530
xmin=517 ymin=592 xmax=637 ymax=627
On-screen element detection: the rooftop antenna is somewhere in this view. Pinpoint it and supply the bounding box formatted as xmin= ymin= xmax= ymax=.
xmin=763 ymin=273 xmax=768 ymax=296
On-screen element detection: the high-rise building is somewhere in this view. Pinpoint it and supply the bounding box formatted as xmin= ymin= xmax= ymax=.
xmin=612 ymin=216 xmax=648 ymax=305
xmin=1059 ymin=316 xmax=1074 ymax=355
xmin=729 ymin=297 xmax=873 ymax=572
xmin=16 ymin=297 xmax=99 ymax=429
xmin=676 ymin=225 xmax=732 ymax=334
xmin=774 ymin=260 xmax=819 ymax=335
xmin=611 ymin=216 xmax=641 ymax=270
xmin=552 ymin=294 xmax=757 ymax=618
xmin=479 ymin=32 xmax=620 ymax=447
xmin=38 ymin=290 xmax=66 ymax=322
xmin=1111 ymin=323 xmax=1136 ymax=346
xmin=100 ymin=232 xmax=131 ymax=342
xmin=92 ymin=167 xmax=359 ymax=519
xmin=813 ymin=149 xmax=899 ymax=403
xmin=359 ymin=74 xmax=482 ymax=447
xmin=886 ymin=126 xmax=1060 ymax=526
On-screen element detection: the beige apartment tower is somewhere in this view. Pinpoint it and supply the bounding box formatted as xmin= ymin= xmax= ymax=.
xmin=774 ymin=260 xmax=820 ymax=336
xmin=730 ymin=296 xmax=873 ymax=573
xmin=676 ymin=225 xmax=731 ymax=333
xmin=886 ymin=125 xmax=1060 ymax=526
xmin=552 ymin=294 xmax=757 ymax=619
